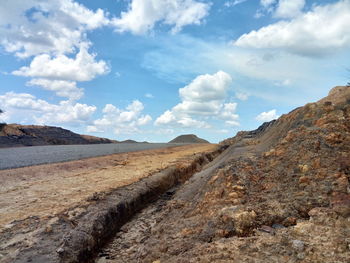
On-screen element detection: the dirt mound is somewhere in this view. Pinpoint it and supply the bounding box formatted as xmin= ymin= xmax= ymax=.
xmin=0 ymin=124 xmax=117 ymax=148
xmin=169 ymin=134 xmax=209 ymax=144
xmin=97 ymin=86 xmax=350 ymax=263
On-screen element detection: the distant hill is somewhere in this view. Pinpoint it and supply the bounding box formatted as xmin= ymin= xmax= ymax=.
xmin=169 ymin=134 xmax=209 ymax=144
xmin=120 ymin=139 xmax=138 ymax=143
xmin=120 ymin=139 xmax=149 ymax=144
xmin=0 ymin=124 xmax=117 ymax=148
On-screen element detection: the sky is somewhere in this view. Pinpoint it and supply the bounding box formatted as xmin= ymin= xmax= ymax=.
xmin=0 ymin=0 xmax=349 ymax=143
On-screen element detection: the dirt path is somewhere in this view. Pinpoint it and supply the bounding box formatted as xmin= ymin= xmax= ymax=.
xmin=0 ymin=144 xmax=216 ymax=231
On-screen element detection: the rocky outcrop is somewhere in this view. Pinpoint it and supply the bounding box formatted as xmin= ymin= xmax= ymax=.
xmin=0 ymin=124 xmax=117 ymax=148
xmin=169 ymin=134 xmax=209 ymax=144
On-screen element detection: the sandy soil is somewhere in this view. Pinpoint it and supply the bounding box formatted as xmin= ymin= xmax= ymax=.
xmin=0 ymin=144 xmax=216 ymax=231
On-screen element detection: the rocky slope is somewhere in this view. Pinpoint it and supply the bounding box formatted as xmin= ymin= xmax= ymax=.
xmin=169 ymin=134 xmax=209 ymax=144
xmin=0 ymin=124 xmax=117 ymax=148
xmin=97 ymin=86 xmax=350 ymax=263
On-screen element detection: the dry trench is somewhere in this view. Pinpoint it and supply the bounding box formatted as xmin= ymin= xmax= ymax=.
xmin=53 ymin=145 xmax=229 ymax=263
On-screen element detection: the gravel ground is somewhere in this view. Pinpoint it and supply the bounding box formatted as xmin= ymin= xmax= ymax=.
xmin=0 ymin=143 xmax=181 ymax=169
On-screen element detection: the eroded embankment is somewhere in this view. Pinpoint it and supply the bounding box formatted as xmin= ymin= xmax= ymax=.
xmin=7 ymin=145 xmax=226 ymax=263
xmin=94 ymin=86 xmax=350 ymax=263
xmin=58 ymin=146 xmax=226 ymax=263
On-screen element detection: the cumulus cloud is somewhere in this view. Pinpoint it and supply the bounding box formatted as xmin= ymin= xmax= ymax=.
xmin=11 ymin=43 xmax=109 ymax=100
xmin=236 ymin=0 xmax=350 ymax=56
xmin=257 ymin=0 xmax=304 ymax=18
xmin=275 ymin=0 xmax=305 ymax=18
xmin=221 ymin=103 xmax=239 ymax=126
xmin=155 ymin=71 xmax=239 ymax=128
xmin=27 ymin=79 xmax=84 ymax=100
xmin=255 ymin=109 xmax=279 ymax=122
xmin=112 ymin=0 xmax=210 ymax=35
xmin=0 ymin=0 xmax=109 ymax=58
xmin=88 ymin=100 xmax=152 ymax=135
xmin=1 ymin=1 xmax=110 ymax=104
xmin=0 ymin=92 xmax=96 ymax=125
xmin=13 ymin=44 xmax=109 ymax=82
xmin=260 ymin=0 xmax=276 ymax=8
xmin=255 ymin=0 xmax=276 ymax=17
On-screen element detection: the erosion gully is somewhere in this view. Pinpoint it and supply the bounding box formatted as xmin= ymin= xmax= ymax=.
xmin=89 ymin=144 xmax=245 ymax=263
xmin=46 ymin=144 xmax=238 ymax=263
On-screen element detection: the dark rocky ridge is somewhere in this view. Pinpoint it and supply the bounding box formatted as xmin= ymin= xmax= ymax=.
xmin=169 ymin=134 xmax=209 ymax=144
xmin=0 ymin=124 xmax=117 ymax=148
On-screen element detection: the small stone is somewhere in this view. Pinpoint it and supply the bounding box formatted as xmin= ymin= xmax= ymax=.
xmin=259 ymin=225 xmax=275 ymax=235
xmin=299 ymin=176 xmax=310 ymax=184
xmin=298 ymin=164 xmax=309 ymax=173
xmin=272 ymin=223 xmax=285 ymax=229
xmin=180 ymin=228 xmax=193 ymax=237
xmin=232 ymin=185 xmax=245 ymax=191
xmin=228 ymin=192 xmax=239 ymax=199
xmin=209 ymin=175 xmax=219 ymax=184
xmin=152 ymin=260 xmax=161 ymax=263
xmin=296 ymin=252 xmax=305 ymax=260
xmin=283 ymin=217 xmax=297 ymax=226
xmin=45 ymin=225 xmax=53 ymax=233
xmin=56 ymin=247 xmax=64 ymax=254
xmin=292 ymin=240 xmax=305 ymax=252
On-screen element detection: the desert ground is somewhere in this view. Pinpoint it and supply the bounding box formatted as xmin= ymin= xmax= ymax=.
xmin=0 ymin=144 xmax=216 ymax=232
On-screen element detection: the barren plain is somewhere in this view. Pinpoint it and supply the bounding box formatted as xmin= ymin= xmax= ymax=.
xmin=0 ymin=143 xmax=219 ymax=263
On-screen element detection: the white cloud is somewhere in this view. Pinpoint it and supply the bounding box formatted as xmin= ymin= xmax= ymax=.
xmin=13 ymin=44 xmax=109 ymax=82
xmin=1 ymin=0 xmax=110 ymax=105
xmin=179 ymin=71 xmax=231 ymax=102
xmin=275 ymin=0 xmax=305 ymax=18
xmin=112 ymin=0 xmax=210 ymax=35
xmin=145 ymin=93 xmax=154 ymax=99
xmin=89 ymin=100 xmax=152 ymax=135
xmin=155 ymin=71 xmax=239 ymax=128
xmin=256 ymin=0 xmax=277 ymax=17
xmin=0 ymin=0 xmax=109 ymax=58
xmin=27 ymin=79 xmax=83 ymax=100
xmin=260 ymin=0 xmax=277 ymax=8
xmin=35 ymin=101 xmax=96 ymax=125
xmin=235 ymin=1 xmax=350 ymax=56
xmin=224 ymin=0 xmax=248 ymax=7
xmin=258 ymin=0 xmax=305 ymax=18
xmin=235 ymin=92 xmax=249 ymax=101
xmin=177 ymin=117 xmax=210 ymax=128
xmin=137 ymin=115 xmax=152 ymax=125
xmin=0 ymin=92 xmax=96 ymax=125
xmin=155 ymin=110 xmax=176 ymax=125
xmin=255 ymin=109 xmax=279 ymax=122
xmin=12 ymin=43 xmax=109 ymax=101
xmin=220 ymin=103 xmax=240 ymax=126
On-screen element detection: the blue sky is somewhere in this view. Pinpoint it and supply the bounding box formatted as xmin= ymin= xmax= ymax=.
xmin=0 ymin=0 xmax=349 ymax=143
